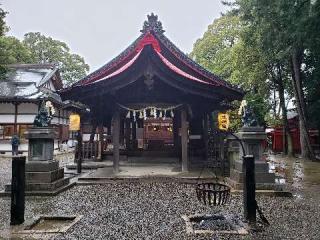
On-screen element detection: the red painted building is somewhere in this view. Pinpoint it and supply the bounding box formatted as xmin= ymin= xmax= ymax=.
xmin=270 ymin=115 xmax=319 ymax=153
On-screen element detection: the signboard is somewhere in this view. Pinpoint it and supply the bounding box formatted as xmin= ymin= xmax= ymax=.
xmin=69 ymin=113 xmax=80 ymax=131
xmin=218 ymin=113 xmax=229 ymax=131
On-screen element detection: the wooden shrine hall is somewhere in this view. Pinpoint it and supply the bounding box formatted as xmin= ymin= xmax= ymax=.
xmin=60 ymin=13 xmax=244 ymax=173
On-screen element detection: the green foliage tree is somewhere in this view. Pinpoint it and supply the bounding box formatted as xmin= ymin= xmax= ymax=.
xmin=0 ymin=6 xmax=9 ymax=77
xmin=230 ymin=0 xmax=318 ymax=159
xmin=0 ymin=7 xmax=8 ymax=37
xmin=0 ymin=36 xmax=32 ymax=64
xmin=190 ymin=14 xmax=270 ymax=128
xmin=23 ymin=32 xmax=89 ymax=86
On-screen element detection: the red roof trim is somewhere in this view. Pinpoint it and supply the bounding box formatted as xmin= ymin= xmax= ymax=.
xmin=156 ymin=51 xmax=216 ymax=86
xmin=84 ymin=50 xmax=143 ymax=86
xmin=135 ymin=32 xmax=161 ymax=53
xmin=79 ymin=50 xmax=138 ymax=86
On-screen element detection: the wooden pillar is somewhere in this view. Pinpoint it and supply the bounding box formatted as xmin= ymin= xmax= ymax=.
xmin=97 ymin=123 xmax=103 ymax=161
xmin=13 ymin=103 xmax=18 ymax=135
xmin=120 ymin=118 xmax=124 ymax=145
xmin=89 ymin=121 xmax=97 ymax=143
xmin=173 ymin=110 xmax=180 ymax=156
xmin=112 ymin=111 xmax=120 ymax=173
xmin=107 ymin=118 xmax=112 ymax=135
xmin=132 ymin=120 xmax=137 ymax=150
xmin=181 ymin=108 xmax=188 ymax=172
xmin=125 ymin=119 xmax=130 ymax=149
xmin=203 ymin=113 xmax=209 ymax=160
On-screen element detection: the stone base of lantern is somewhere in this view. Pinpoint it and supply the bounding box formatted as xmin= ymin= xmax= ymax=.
xmin=3 ymin=160 xmax=75 ymax=196
xmin=1 ymin=127 xmax=75 ymax=196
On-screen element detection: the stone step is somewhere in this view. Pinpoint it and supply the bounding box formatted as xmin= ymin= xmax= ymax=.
xmin=26 ymin=161 xmax=59 ymax=172
xmin=230 ymin=169 xmax=275 ymax=184
xmin=5 ymin=177 xmax=70 ymax=192
xmin=26 ymin=168 xmax=64 ymax=183
xmin=128 ymin=157 xmax=179 ymax=164
xmin=233 ymin=160 xmax=269 ymax=172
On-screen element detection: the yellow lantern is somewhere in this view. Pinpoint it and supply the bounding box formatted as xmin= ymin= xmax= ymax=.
xmin=69 ymin=113 xmax=80 ymax=131
xmin=218 ymin=113 xmax=229 ymax=131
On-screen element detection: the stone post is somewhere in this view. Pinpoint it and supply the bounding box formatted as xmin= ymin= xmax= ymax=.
xmin=243 ymin=155 xmax=256 ymax=223
xmin=10 ymin=156 xmax=25 ymax=225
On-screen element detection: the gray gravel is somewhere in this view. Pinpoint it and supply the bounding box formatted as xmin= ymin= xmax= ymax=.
xmin=0 ymin=157 xmax=11 ymax=191
xmin=0 ymin=182 xmax=319 ymax=240
xmin=1 ymin=154 xmax=320 ymax=239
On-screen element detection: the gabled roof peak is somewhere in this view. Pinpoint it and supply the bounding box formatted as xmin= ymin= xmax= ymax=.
xmin=140 ymin=13 xmax=165 ymax=34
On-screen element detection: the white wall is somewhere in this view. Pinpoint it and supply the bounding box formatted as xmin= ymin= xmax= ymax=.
xmin=0 ymin=141 xmax=28 ymax=152
xmin=0 ymin=103 xmax=15 ymax=113
xmin=17 ymin=115 xmax=36 ymax=123
xmin=0 ymin=115 xmax=15 ymax=123
xmin=18 ymin=103 xmax=38 ymax=114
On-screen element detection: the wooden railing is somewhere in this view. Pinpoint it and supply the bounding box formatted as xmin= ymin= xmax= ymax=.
xmin=75 ymin=141 xmax=100 ymax=161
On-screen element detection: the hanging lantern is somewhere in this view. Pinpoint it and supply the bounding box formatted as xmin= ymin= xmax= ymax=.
xmin=154 ymin=108 xmax=157 ymax=119
xmin=69 ymin=113 xmax=80 ymax=131
xmin=126 ymin=111 xmax=131 ymax=118
xmin=159 ymin=111 xmax=163 ymax=118
xmin=139 ymin=111 xmax=143 ymax=119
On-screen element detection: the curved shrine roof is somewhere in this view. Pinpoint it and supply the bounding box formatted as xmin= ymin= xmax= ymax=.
xmin=62 ymin=13 xmax=244 ymax=101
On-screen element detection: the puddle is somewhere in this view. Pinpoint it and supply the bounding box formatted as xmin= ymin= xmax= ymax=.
xmin=267 ymin=154 xmax=320 ymax=199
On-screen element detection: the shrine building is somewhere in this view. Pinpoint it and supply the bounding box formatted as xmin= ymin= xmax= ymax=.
xmin=60 ymin=13 xmax=244 ymax=172
xmin=0 ymin=64 xmax=76 ymax=154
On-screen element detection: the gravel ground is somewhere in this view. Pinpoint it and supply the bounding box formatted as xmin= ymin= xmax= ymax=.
xmin=0 ymin=182 xmax=319 ymax=240
xmin=0 ymin=155 xmax=320 ymax=239
xmin=0 ymin=157 xmax=11 ymax=192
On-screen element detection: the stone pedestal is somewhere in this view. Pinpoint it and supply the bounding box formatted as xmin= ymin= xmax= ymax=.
xmin=227 ymin=127 xmax=275 ymax=190
xmin=5 ymin=127 xmax=72 ymax=195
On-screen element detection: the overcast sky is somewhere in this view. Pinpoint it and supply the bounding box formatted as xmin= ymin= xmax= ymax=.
xmin=2 ymin=0 xmax=227 ymax=72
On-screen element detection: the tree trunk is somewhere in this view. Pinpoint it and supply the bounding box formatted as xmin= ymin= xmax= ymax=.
xmin=276 ymin=64 xmax=293 ymax=156
xmin=290 ymin=49 xmax=315 ymax=160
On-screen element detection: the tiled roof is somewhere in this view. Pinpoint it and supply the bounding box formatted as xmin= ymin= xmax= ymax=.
xmin=0 ymin=64 xmax=62 ymax=102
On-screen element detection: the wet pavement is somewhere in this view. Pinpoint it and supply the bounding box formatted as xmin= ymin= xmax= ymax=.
xmin=0 ymin=154 xmax=319 ymax=239
xmin=268 ymin=154 xmax=320 ymax=200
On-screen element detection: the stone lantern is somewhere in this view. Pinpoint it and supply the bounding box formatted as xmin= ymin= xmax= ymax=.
xmin=8 ymin=101 xmax=72 ymax=194
xmin=227 ymin=102 xmax=275 ymax=190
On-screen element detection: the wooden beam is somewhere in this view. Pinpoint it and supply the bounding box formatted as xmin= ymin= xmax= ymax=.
xmin=173 ymin=109 xmax=180 ymax=156
xmin=14 ymin=103 xmax=18 ymax=135
xmin=203 ymin=113 xmax=209 ymax=160
xmin=125 ymin=119 xmax=131 ymax=150
xmin=112 ymin=110 xmax=120 ymax=173
xmin=97 ymin=123 xmax=103 ymax=161
xmin=181 ymin=107 xmax=188 ymax=172
xmin=89 ymin=120 xmax=97 ymax=143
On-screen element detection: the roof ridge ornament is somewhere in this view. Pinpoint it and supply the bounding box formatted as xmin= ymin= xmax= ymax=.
xmin=141 ymin=13 xmax=165 ymax=34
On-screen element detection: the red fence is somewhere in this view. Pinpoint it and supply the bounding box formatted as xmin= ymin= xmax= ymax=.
xmin=271 ymin=128 xmax=319 ymax=153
